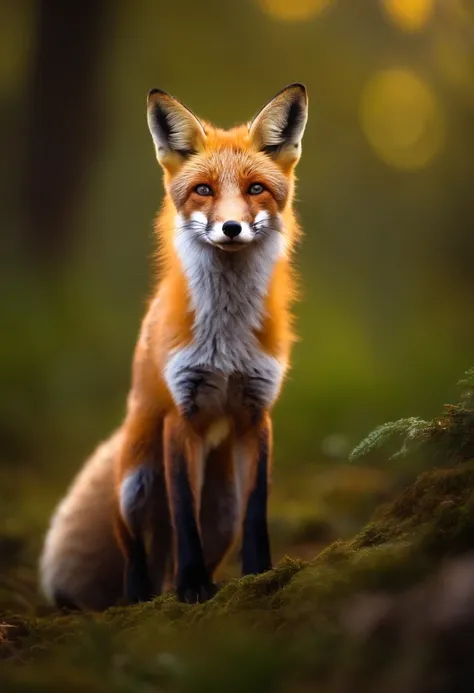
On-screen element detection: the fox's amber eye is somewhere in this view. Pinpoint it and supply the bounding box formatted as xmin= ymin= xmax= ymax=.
xmin=248 ymin=183 xmax=265 ymax=195
xmin=195 ymin=184 xmax=213 ymax=196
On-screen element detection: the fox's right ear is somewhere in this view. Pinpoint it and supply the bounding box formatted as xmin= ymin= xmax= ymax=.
xmin=147 ymin=89 xmax=206 ymax=173
xmin=249 ymin=83 xmax=308 ymax=171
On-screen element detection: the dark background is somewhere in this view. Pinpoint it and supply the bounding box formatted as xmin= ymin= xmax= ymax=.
xmin=1 ymin=0 xmax=474 ymax=572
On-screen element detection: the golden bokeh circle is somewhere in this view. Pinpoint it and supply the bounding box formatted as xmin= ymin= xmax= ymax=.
xmin=258 ymin=0 xmax=334 ymax=22
xmin=381 ymin=0 xmax=434 ymax=32
xmin=360 ymin=69 xmax=444 ymax=170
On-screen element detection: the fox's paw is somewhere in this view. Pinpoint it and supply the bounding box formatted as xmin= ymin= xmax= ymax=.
xmin=176 ymin=579 xmax=217 ymax=604
xmin=125 ymin=575 xmax=155 ymax=604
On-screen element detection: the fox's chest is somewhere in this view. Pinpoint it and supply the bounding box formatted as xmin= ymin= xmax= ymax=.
xmin=165 ymin=235 xmax=285 ymax=418
xmin=164 ymin=350 xmax=283 ymax=421
xmin=164 ymin=301 xmax=284 ymax=418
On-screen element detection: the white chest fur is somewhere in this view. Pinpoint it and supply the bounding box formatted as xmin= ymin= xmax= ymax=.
xmin=164 ymin=215 xmax=285 ymax=415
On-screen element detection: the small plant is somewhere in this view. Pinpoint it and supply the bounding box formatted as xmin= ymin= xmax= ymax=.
xmin=350 ymin=367 xmax=474 ymax=466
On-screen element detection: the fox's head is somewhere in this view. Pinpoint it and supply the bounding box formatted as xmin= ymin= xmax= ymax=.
xmin=147 ymin=84 xmax=308 ymax=253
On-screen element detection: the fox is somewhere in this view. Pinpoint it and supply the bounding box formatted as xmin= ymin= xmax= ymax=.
xmin=39 ymin=83 xmax=308 ymax=609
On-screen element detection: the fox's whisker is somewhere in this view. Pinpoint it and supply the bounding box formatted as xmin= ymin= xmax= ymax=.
xmin=251 ymin=220 xmax=279 ymax=232
xmin=254 ymin=225 xmax=278 ymax=233
xmin=254 ymin=225 xmax=279 ymax=240
xmin=184 ymin=223 xmax=208 ymax=231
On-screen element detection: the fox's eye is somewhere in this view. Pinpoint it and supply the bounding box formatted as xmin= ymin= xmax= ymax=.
xmin=195 ymin=184 xmax=213 ymax=196
xmin=248 ymin=183 xmax=265 ymax=195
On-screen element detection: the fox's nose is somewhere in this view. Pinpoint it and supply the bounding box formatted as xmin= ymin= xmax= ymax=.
xmin=222 ymin=220 xmax=242 ymax=239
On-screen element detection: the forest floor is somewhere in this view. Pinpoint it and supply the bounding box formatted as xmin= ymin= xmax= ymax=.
xmin=2 ymin=373 xmax=474 ymax=692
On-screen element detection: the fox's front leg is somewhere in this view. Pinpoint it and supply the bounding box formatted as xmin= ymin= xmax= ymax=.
xmin=241 ymin=414 xmax=273 ymax=576
xmin=164 ymin=411 xmax=216 ymax=603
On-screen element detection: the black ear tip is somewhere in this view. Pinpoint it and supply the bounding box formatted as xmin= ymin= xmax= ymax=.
xmin=147 ymin=88 xmax=170 ymax=102
xmin=272 ymin=82 xmax=307 ymax=104
xmin=286 ymin=83 xmax=307 ymax=100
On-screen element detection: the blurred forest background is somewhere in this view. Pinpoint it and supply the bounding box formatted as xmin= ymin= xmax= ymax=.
xmin=1 ymin=0 xmax=474 ymax=597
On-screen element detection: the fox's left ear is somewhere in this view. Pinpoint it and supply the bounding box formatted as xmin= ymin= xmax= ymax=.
xmin=147 ymin=89 xmax=206 ymax=173
xmin=249 ymin=83 xmax=308 ymax=170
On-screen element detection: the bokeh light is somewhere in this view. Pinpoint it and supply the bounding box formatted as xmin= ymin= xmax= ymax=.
xmin=360 ymin=69 xmax=444 ymax=170
xmin=381 ymin=0 xmax=434 ymax=32
xmin=258 ymin=0 xmax=334 ymax=22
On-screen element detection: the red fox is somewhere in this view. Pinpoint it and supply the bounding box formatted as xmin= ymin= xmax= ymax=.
xmin=40 ymin=83 xmax=308 ymax=608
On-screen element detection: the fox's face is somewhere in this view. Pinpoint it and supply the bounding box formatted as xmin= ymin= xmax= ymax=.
xmin=147 ymin=85 xmax=308 ymax=253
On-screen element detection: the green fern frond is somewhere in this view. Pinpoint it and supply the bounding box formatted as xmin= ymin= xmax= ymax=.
xmin=349 ymin=417 xmax=428 ymax=462
xmin=350 ymin=367 xmax=474 ymax=465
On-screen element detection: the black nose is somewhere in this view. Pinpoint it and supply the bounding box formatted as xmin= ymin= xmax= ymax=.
xmin=222 ymin=220 xmax=242 ymax=239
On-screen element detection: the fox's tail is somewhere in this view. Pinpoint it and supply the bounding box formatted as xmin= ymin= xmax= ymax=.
xmin=39 ymin=430 xmax=125 ymax=611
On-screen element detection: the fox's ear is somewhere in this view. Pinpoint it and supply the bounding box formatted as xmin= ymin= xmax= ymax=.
xmin=147 ymin=89 xmax=206 ymax=173
xmin=249 ymin=83 xmax=308 ymax=170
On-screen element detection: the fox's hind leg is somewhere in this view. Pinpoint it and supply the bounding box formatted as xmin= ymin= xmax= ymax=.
xmin=147 ymin=474 xmax=173 ymax=592
xmin=115 ymin=510 xmax=153 ymax=603
xmin=116 ymin=415 xmax=169 ymax=603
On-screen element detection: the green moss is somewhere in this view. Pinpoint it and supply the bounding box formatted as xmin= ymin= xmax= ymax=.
xmin=4 ymin=456 xmax=474 ymax=655
xmin=4 ymin=371 xmax=474 ymax=690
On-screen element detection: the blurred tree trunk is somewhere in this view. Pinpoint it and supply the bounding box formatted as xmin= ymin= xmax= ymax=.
xmin=22 ymin=0 xmax=110 ymax=268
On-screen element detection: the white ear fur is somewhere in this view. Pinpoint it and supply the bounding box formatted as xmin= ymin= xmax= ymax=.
xmin=249 ymin=83 xmax=308 ymax=169
xmin=147 ymin=89 xmax=206 ymax=172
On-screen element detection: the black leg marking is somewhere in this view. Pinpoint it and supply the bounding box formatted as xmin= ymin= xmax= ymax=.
xmin=242 ymin=428 xmax=272 ymax=576
xmin=53 ymin=589 xmax=81 ymax=611
xmin=170 ymin=453 xmax=215 ymax=603
xmin=123 ymin=530 xmax=154 ymax=604
xmin=120 ymin=466 xmax=158 ymax=604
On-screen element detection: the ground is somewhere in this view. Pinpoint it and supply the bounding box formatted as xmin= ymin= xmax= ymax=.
xmin=2 ymin=372 xmax=474 ymax=692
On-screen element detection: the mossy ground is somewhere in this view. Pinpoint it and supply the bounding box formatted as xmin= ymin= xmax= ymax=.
xmin=2 ymin=457 xmax=474 ymax=691
xmin=2 ymin=374 xmax=474 ymax=691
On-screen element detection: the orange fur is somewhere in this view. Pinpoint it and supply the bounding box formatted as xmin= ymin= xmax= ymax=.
xmin=39 ymin=84 xmax=307 ymax=609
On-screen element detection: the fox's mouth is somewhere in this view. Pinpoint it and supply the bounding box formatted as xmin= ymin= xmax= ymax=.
xmin=213 ymin=238 xmax=250 ymax=252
